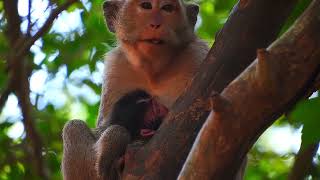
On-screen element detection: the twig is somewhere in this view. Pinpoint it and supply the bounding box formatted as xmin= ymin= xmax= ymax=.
xmin=16 ymin=0 xmax=78 ymax=60
xmin=0 ymin=86 xmax=12 ymax=114
xmin=26 ymin=0 xmax=32 ymax=37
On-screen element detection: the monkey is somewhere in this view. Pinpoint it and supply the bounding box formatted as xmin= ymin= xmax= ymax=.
xmin=62 ymin=0 xmax=211 ymax=179
xmin=96 ymin=89 xmax=161 ymax=180
xmin=107 ymin=90 xmax=151 ymax=138
xmin=62 ymin=90 xmax=168 ymax=179
xmin=97 ymin=0 xmax=209 ymax=129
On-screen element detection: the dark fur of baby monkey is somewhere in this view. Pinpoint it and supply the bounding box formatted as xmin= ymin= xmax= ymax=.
xmin=108 ymin=90 xmax=151 ymax=138
xmin=95 ymin=90 xmax=153 ymax=180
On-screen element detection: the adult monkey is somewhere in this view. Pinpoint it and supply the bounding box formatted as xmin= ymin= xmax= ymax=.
xmin=62 ymin=0 xmax=209 ymax=179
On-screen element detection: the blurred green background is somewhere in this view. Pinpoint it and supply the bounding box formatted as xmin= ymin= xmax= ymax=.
xmin=0 ymin=0 xmax=319 ymax=179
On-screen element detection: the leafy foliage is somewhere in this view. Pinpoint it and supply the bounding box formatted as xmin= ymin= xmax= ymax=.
xmin=0 ymin=0 xmax=319 ymax=179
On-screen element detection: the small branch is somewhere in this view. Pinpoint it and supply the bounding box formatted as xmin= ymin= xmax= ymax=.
xmin=4 ymin=0 xmax=76 ymax=178
xmin=14 ymin=66 xmax=48 ymax=179
xmin=3 ymin=0 xmax=22 ymax=47
xmin=26 ymin=0 xmax=32 ymax=37
xmin=288 ymin=143 xmax=319 ymax=180
xmin=15 ymin=0 xmax=78 ymax=59
xmin=0 ymin=86 xmax=12 ymax=114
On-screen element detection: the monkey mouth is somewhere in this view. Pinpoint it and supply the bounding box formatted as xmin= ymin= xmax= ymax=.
xmin=140 ymin=99 xmax=168 ymax=137
xmin=142 ymin=39 xmax=165 ymax=45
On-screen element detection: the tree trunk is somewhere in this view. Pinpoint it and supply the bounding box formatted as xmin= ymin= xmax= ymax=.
xmin=120 ymin=0 xmax=320 ymax=179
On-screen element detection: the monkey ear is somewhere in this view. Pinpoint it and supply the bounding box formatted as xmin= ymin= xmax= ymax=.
xmin=186 ymin=4 xmax=199 ymax=28
xmin=103 ymin=0 xmax=121 ymax=33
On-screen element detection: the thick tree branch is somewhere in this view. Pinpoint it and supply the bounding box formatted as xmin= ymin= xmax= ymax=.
xmin=27 ymin=0 xmax=32 ymax=37
xmin=288 ymin=143 xmax=319 ymax=180
xmin=179 ymin=0 xmax=320 ymax=178
xmin=3 ymin=1 xmax=48 ymax=178
xmin=122 ymin=0 xmax=298 ymax=179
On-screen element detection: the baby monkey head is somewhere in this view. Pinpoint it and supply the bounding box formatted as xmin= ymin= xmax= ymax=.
xmin=109 ymin=90 xmax=168 ymax=139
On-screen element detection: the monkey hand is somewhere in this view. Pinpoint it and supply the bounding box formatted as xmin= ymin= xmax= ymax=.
xmin=62 ymin=119 xmax=99 ymax=180
xmin=95 ymin=125 xmax=131 ymax=179
xmin=62 ymin=120 xmax=131 ymax=180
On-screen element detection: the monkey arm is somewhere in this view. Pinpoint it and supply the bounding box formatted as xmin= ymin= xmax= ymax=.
xmin=62 ymin=120 xmax=98 ymax=180
xmin=62 ymin=120 xmax=130 ymax=180
xmin=95 ymin=125 xmax=131 ymax=179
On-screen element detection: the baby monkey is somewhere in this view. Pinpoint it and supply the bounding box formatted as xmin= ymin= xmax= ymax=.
xmin=95 ymin=90 xmax=168 ymax=179
xmin=109 ymin=89 xmax=168 ymax=138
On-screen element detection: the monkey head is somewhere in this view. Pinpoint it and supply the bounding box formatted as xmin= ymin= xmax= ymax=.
xmin=103 ymin=0 xmax=199 ymax=71
xmin=109 ymin=90 xmax=151 ymax=138
xmin=97 ymin=90 xmax=167 ymax=178
xmin=109 ymin=89 xmax=168 ymax=139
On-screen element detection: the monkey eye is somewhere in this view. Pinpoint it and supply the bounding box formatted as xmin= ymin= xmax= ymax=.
xmin=162 ymin=4 xmax=175 ymax=12
xmin=136 ymin=98 xmax=151 ymax=104
xmin=140 ymin=2 xmax=152 ymax=9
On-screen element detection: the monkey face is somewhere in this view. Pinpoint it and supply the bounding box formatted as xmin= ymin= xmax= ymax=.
xmin=103 ymin=0 xmax=199 ymax=60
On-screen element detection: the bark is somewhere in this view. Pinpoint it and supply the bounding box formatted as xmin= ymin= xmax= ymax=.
xmin=2 ymin=0 xmax=77 ymax=178
xmin=179 ymin=0 xmax=320 ymax=179
xmin=122 ymin=0 xmax=299 ymax=179
xmin=288 ymin=143 xmax=319 ymax=180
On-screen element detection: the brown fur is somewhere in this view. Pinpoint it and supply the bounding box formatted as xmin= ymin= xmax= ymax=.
xmin=97 ymin=0 xmax=208 ymax=127
xmin=62 ymin=0 xmax=208 ymax=179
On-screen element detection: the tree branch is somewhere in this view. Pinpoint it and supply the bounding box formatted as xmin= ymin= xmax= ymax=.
xmin=26 ymin=0 xmax=32 ymax=37
xmin=3 ymin=0 xmax=77 ymax=178
xmin=3 ymin=0 xmax=48 ymax=178
xmin=122 ymin=0 xmax=298 ymax=179
xmin=179 ymin=0 xmax=320 ymax=178
xmin=288 ymin=143 xmax=319 ymax=180
xmin=0 ymin=86 xmax=12 ymax=114
xmin=15 ymin=0 xmax=78 ymax=60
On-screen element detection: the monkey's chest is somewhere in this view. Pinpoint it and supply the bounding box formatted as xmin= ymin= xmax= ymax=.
xmin=109 ymin=61 xmax=194 ymax=108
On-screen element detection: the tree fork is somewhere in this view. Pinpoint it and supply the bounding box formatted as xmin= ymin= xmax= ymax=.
xmin=180 ymin=0 xmax=320 ymax=179
xmin=123 ymin=0 xmax=298 ymax=179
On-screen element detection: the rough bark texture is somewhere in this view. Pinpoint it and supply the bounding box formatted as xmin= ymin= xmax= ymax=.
xmin=122 ymin=0 xmax=299 ymax=179
xmin=179 ymin=0 xmax=320 ymax=178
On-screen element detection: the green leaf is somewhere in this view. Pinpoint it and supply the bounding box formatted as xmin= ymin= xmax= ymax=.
xmin=289 ymin=97 xmax=320 ymax=148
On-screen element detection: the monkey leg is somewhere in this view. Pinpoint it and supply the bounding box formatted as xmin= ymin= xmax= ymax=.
xmin=95 ymin=125 xmax=131 ymax=180
xmin=62 ymin=119 xmax=99 ymax=180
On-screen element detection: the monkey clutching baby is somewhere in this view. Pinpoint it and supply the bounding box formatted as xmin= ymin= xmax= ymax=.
xmin=96 ymin=90 xmax=168 ymax=180
xmin=62 ymin=0 xmax=210 ymax=179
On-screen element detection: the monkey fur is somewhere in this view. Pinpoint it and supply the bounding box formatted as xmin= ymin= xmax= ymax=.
xmin=96 ymin=89 xmax=169 ymax=179
xmin=62 ymin=0 xmax=213 ymax=179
